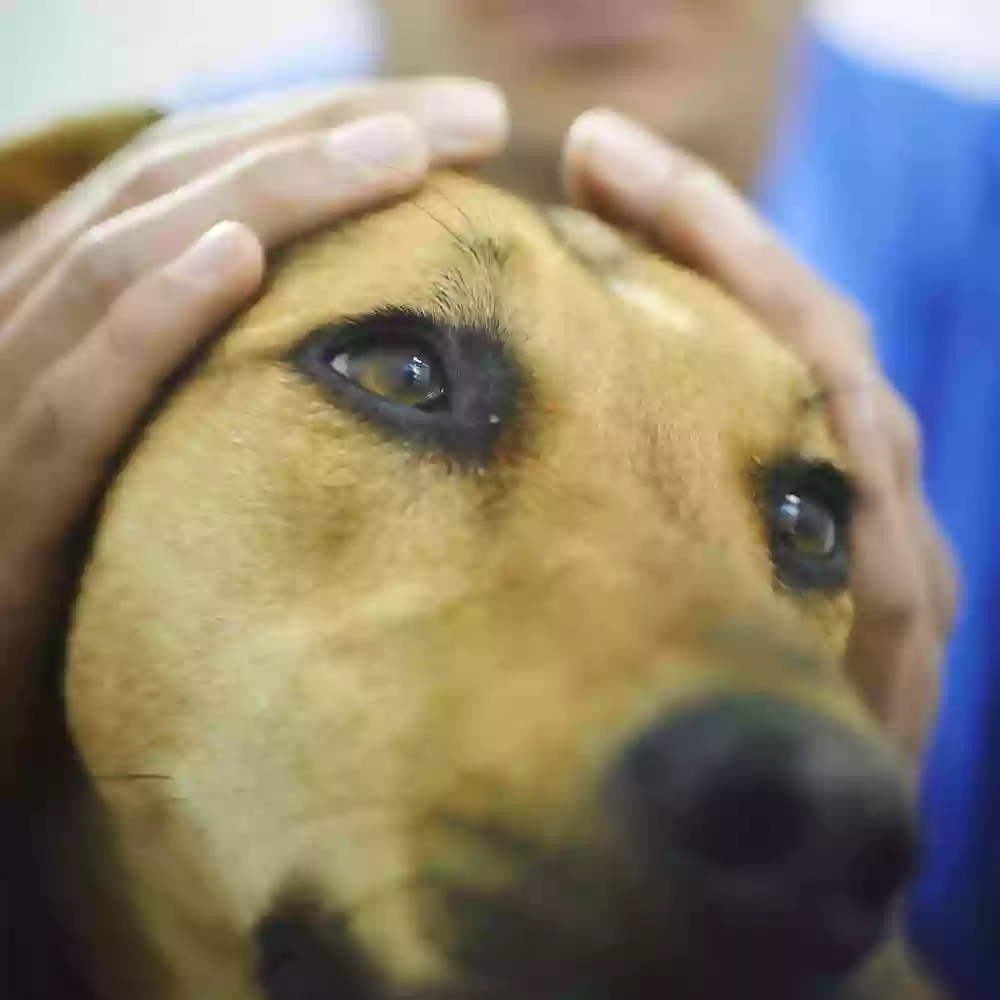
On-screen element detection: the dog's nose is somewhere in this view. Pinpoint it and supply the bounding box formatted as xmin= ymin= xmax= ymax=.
xmin=616 ymin=695 xmax=918 ymax=976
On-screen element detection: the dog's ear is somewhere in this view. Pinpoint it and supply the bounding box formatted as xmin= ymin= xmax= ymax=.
xmin=0 ymin=106 xmax=164 ymax=231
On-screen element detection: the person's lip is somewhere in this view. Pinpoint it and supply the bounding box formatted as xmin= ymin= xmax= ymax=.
xmin=499 ymin=0 xmax=682 ymax=56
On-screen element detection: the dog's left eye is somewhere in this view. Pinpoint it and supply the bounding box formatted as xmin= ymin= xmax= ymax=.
xmin=287 ymin=308 xmax=520 ymax=465
xmin=329 ymin=344 xmax=447 ymax=410
xmin=759 ymin=458 xmax=854 ymax=593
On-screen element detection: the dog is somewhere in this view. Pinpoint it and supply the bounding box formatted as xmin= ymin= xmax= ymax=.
xmin=3 ymin=115 xmax=943 ymax=999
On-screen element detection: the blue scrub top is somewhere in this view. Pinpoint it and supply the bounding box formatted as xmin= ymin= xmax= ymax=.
xmin=172 ymin=29 xmax=1000 ymax=998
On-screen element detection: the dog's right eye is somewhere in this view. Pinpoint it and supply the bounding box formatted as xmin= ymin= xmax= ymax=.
xmin=758 ymin=457 xmax=854 ymax=594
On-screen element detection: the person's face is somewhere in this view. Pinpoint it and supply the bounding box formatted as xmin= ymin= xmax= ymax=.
xmin=377 ymin=0 xmax=802 ymax=188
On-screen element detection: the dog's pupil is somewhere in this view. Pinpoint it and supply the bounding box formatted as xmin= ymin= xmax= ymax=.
xmin=775 ymin=494 xmax=836 ymax=558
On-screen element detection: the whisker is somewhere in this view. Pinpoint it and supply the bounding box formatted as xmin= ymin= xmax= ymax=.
xmin=408 ymin=195 xmax=467 ymax=246
xmin=89 ymin=772 xmax=174 ymax=782
xmin=422 ymin=178 xmax=479 ymax=234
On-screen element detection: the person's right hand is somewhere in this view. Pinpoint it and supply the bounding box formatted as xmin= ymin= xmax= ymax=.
xmin=0 ymin=79 xmax=508 ymax=794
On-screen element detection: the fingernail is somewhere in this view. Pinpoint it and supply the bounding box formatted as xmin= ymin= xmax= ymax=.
xmin=325 ymin=113 xmax=430 ymax=180
xmin=416 ymin=80 xmax=509 ymax=161
xmin=566 ymin=108 xmax=677 ymax=221
xmin=169 ymin=220 xmax=247 ymax=285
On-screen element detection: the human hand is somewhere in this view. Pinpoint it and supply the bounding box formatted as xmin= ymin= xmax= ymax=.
xmin=563 ymin=109 xmax=957 ymax=764
xmin=0 ymin=79 xmax=508 ymax=794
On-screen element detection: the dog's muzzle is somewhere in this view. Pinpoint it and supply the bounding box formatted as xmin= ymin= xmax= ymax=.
xmin=612 ymin=694 xmax=918 ymax=983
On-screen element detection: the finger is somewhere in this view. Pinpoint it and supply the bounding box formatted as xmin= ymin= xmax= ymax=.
xmin=875 ymin=386 xmax=959 ymax=636
xmin=98 ymin=78 xmax=506 ymax=229
xmin=563 ymin=109 xmax=875 ymax=370
xmin=0 ymin=220 xmax=263 ymax=560
xmin=562 ymin=111 xmax=951 ymax=760
xmin=0 ymin=220 xmax=260 ymax=794
xmin=0 ymin=113 xmax=426 ymax=416
xmin=838 ymin=398 xmax=944 ymax=761
xmin=0 ymin=78 xmax=508 ymax=319
xmin=825 ymin=379 xmax=928 ymax=714
xmin=146 ymin=76 xmax=508 ymax=167
xmin=147 ymin=76 xmax=507 ymax=153
xmin=907 ymin=490 xmax=960 ymax=639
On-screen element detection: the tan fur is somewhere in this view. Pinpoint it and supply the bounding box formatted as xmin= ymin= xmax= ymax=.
xmin=33 ymin=173 xmax=937 ymax=998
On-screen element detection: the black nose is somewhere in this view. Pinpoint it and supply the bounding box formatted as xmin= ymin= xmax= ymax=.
xmin=616 ymin=695 xmax=918 ymax=977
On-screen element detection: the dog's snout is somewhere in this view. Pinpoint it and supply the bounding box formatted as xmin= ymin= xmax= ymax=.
xmin=614 ymin=695 xmax=918 ymax=975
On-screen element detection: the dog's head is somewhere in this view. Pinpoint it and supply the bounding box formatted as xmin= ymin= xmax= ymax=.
xmin=66 ymin=174 xmax=925 ymax=1000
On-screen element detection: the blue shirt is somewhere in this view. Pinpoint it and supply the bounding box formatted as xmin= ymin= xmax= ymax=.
xmin=172 ymin=30 xmax=1000 ymax=998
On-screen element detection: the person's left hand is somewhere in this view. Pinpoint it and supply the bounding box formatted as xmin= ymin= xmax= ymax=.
xmin=563 ymin=109 xmax=958 ymax=765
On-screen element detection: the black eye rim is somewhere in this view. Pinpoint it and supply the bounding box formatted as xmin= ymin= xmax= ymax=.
xmin=286 ymin=307 xmax=522 ymax=467
xmin=756 ymin=456 xmax=855 ymax=595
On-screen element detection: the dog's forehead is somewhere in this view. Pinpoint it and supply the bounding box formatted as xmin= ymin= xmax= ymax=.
xmin=207 ymin=174 xmax=831 ymax=454
xmin=224 ymin=177 xmax=771 ymax=348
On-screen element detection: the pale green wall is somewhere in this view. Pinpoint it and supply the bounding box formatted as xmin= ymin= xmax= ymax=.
xmin=0 ymin=0 xmax=363 ymax=137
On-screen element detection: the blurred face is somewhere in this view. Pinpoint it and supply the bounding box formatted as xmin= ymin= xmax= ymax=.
xmin=377 ymin=0 xmax=802 ymax=190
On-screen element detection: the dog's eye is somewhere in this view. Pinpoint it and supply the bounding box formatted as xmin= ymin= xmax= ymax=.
xmin=287 ymin=308 xmax=520 ymax=466
xmin=329 ymin=345 xmax=446 ymax=410
xmin=759 ymin=458 xmax=853 ymax=593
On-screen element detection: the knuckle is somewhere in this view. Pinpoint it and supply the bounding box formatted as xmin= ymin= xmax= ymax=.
xmin=664 ymin=156 xmax=735 ymax=227
xmin=97 ymin=309 xmax=144 ymax=369
xmin=865 ymin=582 xmax=922 ymax=633
xmin=757 ymin=276 xmax=874 ymax=376
xmin=229 ymin=143 xmax=317 ymax=222
xmin=230 ymin=143 xmax=272 ymax=176
xmin=70 ymin=223 xmax=115 ymax=277
xmin=13 ymin=377 xmax=64 ymax=459
xmin=67 ymin=222 xmax=132 ymax=303
xmin=223 ymin=146 xmax=289 ymax=209
xmin=754 ymin=262 xmax=825 ymax=340
xmin=117 ymin=152 xmax=179 ymax=208
xmin=671 ymin=153 xmax=726 ymax=203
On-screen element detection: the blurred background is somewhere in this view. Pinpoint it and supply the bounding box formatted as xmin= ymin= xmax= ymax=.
xmin=1 ymin=0 xmax=998 ymax=138
xmin=0 ymin=0 xmax=374 ymax=135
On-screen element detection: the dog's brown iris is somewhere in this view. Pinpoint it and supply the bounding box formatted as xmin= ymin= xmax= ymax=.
xmin=331 ymin=344 xmax=447 ymax=410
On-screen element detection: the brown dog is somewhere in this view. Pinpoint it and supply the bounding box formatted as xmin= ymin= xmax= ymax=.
xmin=13 ymin=164 xmax=942 ymax=1000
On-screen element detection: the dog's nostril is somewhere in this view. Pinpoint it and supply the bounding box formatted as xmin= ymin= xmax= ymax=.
xmin=624 ymin=698 xmax=817 ymax=872
xmin=677 ymin=756 xmax=811 ymax=870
